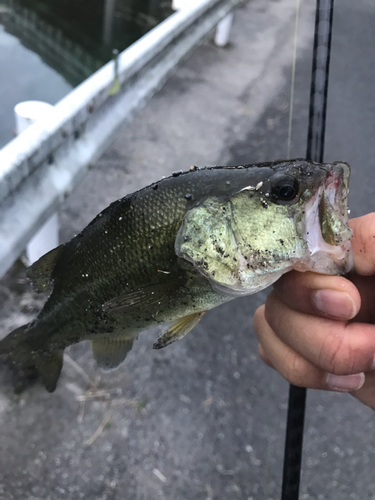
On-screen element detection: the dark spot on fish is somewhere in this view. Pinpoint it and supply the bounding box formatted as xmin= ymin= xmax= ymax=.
xmin=185 ymin=193 xmax=192 ymax=200
xmin=172 ymin=170 xmax=183 ymax=177
xmin=279 ymin=239 xmax=284 ymax=245
xmin=233 ymin=257 xmax=237 ymax=262
xmin=152 ymin=184 xmax=158 ymax=190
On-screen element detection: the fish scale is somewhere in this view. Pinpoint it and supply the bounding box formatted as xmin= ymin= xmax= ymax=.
xmin=0 ymin=159 xmax=352 ymax=391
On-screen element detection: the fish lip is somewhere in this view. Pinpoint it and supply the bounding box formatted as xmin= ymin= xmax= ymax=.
xmin=323 ymin=162 xmax=350 ymax=210
xmin=296 ymin=163 xmax=353 ymax=274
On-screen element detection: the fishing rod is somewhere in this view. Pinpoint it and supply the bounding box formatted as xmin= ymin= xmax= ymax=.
xmin=281 ymin=1 xmax=335 ymax=499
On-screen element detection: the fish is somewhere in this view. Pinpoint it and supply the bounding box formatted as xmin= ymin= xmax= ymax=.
xmin=0 ymin=158 xmax=353 ymax=392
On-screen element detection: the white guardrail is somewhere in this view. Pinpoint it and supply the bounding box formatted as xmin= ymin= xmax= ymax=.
xmin=0 ymin=0 xmax=239 ymax=277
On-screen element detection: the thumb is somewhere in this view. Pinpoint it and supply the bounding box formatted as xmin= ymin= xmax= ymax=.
xmin=350 ymin=214 xmax=375 ymax=276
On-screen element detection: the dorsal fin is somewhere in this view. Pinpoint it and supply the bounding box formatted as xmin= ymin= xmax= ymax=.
xmin=27 ymin=245 xmax=65 ymax=293
xmin=91 ymin=337 xmax=135 ymax=371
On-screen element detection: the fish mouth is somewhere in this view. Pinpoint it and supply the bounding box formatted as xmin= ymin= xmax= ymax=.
xmin=295 ymin=162 xmax=353 ymax=274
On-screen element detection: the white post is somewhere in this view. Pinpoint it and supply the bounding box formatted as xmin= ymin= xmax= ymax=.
xmin=14 ymin=101 xmax=59 ymax=265
xmin=214 ymin=12 xmax=233 ymax=47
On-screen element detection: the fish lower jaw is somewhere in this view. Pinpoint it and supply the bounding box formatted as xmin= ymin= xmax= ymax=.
xmin=299 ymin=188 xmax=353 ymax=274
xmin=293 ymin=241 xmax=353 ymax=275
xmin=211 ymin=266 xmax=290 ymax=298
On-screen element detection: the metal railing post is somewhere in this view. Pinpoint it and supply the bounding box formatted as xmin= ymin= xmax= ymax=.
xmin=214 ymin=12 xmax=233 ymax=46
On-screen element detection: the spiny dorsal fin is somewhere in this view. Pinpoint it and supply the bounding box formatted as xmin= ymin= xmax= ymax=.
xmin=27 ymin=245 xmax=65 ymax=293
xmin=34 ymin=350 xmax=64 ymax=392
xmin=153 ymin=311 xmax=206 ymax=350
xmin=91 ymin=337 xmax=135 ymax=371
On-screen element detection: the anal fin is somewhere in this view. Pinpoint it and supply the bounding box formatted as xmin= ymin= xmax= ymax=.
xmin=153 ymin=311 xmax=206 ymax=350
xmin=91 ymin=337 xmax=135 ymax=371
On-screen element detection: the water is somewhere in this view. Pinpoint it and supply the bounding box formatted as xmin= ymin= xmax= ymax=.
xmin=0 ymin=0 xmax=173 ymax=147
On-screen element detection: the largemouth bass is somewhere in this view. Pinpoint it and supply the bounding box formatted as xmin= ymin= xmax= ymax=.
xmin=0 ymin=159 xmax=352 ymax=392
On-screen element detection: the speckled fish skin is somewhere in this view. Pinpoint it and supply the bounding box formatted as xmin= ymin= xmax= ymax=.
xmin=0 ymin=158 xmax=352 ymax=392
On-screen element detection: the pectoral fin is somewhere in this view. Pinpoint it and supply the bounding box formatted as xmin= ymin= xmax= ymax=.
xmin=153 ymin=311 xmax=206 ymax=350
xmin=102 ymin=280 xmax=181 ymax=318
xmin=91 ymin=337 xmax=135 ymax=370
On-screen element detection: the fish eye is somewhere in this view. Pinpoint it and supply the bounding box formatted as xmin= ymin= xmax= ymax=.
xmin=271 ymin=175 xmax=299 ymax=202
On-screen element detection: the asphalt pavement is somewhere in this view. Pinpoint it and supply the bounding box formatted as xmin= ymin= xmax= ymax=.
xmin=0 ymin=1 xmax=374 ymax=499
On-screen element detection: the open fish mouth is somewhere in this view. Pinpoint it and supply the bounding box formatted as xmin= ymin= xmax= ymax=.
xmin=295 ymin=161 xmax=353 ymax=275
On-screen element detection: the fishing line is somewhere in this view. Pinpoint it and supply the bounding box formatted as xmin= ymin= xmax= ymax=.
xmin=281 ymin=1 xmax=335 ymax=499
xmin=286 ymin=0 xmax=301 ymax=159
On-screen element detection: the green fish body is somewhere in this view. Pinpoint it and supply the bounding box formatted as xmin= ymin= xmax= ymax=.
xmin=0 ymin=159 xmax=352 ymax=391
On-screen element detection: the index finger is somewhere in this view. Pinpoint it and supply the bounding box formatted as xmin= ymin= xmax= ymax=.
xmin=272 ymin=214 xmax=375 ymax=319
xmin=273 ymin=271 xmax=360 ymax=321
xmin=350 ymin=213 xmax=375 ymax=276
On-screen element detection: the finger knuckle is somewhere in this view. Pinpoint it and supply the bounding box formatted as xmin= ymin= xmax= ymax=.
xmin=283 ymin=353 xmax=307 ymax=387
xmin=318 ymin=333 xmax=357 ymax=374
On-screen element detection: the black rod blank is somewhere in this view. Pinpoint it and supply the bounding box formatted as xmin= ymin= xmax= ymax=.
xmin=306 ymin=0 xmax=335 ymax=163
xmin=281 ymin=1 xmax=335 ymax=499
xmin=281 ymin=385 xmax=307 ymax=500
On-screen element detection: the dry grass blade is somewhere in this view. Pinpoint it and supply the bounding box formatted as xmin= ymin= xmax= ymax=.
xmin=84 ymin=411 xmax=113 ymax=446
xmin=64 ymin=353 xmax=97 ymax=388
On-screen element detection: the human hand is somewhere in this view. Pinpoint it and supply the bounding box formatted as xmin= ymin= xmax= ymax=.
xmin=253 ymin=213 xmax=375 ymax=410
